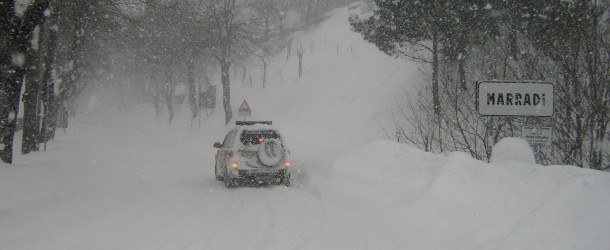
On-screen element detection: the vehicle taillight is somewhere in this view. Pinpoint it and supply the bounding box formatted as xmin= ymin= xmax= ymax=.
xmin=258 ymin=137 xmax=265 ymax=143
xmin=284 ymin=161 xmax=292 ymax=168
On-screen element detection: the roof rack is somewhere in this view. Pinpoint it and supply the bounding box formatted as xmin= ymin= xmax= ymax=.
xmin=235 ymin=121 xmax=272 ymax=126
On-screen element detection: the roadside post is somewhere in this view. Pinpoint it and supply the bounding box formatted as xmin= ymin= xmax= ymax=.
xmin=476 ymin=81 xmax=555 ymax=163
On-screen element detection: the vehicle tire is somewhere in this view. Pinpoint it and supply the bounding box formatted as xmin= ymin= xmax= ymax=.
xmin=258 ymin=139 xmax=285 ymax=167
xmin=224 ymin=171 xmax=237 ymax=188
xmin=215 ymin=163 xmax=224 ymax=181
xmin=280 ymin=173 xmax=291 ymax=187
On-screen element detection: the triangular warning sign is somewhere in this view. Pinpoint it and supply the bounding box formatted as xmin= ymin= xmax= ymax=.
xmin=238 ymin=100 xmax=251 ymax=117
xmin=238 ymin=100 xmax=251 ymax=113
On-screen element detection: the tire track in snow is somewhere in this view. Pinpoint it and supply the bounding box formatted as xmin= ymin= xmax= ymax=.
xmin=252 ymin=185 xmax=327 ymax=250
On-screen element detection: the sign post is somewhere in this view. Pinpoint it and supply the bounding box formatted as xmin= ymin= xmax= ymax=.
xmin=238 ymin=100 xmax=251 ymax=120
xmin=476 ymin=81 xmax=555 ymax=162
xmin=521 ymin=125 xmax=553 ymax=160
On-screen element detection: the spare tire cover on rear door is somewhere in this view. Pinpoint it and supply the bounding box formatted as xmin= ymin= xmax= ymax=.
xmin=258 ymin=139 xmax=285 ymax=167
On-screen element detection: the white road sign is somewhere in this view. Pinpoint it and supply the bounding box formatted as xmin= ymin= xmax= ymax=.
xmin=238 ymin=100 xmax=251 ymax=117
xmin=477 ymin=81 xmax=554 ymax=116
xmin=521 ymin=126 xmax=553 ymax=147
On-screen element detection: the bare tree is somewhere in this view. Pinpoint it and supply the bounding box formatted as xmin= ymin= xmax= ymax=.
xmin=201 ymin=0 xmax=261 ymax=124
xmin=53 ymin=0 xmax=127 ymax=117
xmin=523 ymin=0 xmax=610 ymax=169
xmin=253 ymin=0 xmax=281 ymax=88
xmin=132 ymin=0 xmax=196 ymax=124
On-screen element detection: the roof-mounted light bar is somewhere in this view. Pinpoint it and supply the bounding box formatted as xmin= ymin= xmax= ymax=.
xmin=236 ymin=121 xmax=272 ymax=126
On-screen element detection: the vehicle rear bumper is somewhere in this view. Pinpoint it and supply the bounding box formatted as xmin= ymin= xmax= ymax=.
xmin=234 ymin=169 xmax=287 ymax=181
xmin=233 ymin=169 xmax=290 ymax=183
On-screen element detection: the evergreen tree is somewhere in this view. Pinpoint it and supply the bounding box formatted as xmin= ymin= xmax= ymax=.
xmin=441 ymin=0 xmax=496 ymax=89
xmin=350 ymin=0 xmax=445 ymax=118
xmin=351 ymin=0 xmax=496 ymax=137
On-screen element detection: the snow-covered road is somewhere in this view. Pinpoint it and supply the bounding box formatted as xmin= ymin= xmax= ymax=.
xmin=1 ymin=112 xmax=330 ymax=249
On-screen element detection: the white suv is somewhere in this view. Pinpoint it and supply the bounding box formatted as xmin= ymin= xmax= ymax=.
xmin=213 ymin=121 xmax=292 ymax=187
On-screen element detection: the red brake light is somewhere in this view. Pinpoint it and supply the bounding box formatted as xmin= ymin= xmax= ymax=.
xmin=284 ymin=161 xmax=292 ymax=168
xmin=258 ymin=138 xmax=265 ymax=143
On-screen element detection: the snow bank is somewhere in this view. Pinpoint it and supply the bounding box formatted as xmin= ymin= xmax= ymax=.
xmin=318 ymin=140 xmax=610 ymax=250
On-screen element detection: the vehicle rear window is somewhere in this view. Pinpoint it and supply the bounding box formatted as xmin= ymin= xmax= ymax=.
xmin=240 ymin=130 xmax=281 ymax=146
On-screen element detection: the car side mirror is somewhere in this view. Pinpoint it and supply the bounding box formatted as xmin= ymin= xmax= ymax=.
xmin=213 ymin=142 xmax=222 ymax=148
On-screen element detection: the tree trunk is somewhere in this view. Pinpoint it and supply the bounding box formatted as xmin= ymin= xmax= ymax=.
xmin=165 ymin=68 xmax=174 ymax=124
xmin=508 ymin=5 xmax=519 ymax=60
xmin=0 ymin=69 xmax=24 ymax=164
xmin=187 ymin=58 xmax=197 ymax=122
xmin=23 ymin=13 xmax=53 ymax=153
xmin=458 ymin=57 xmax=466 ymax=90
xmin=431 ymin=30 xmax=441 ymax=119
xmin=286 ymin=38 xmax=292 ymax=60
xmin=431 ymin=18 xmax=443 ymax=153
xmin=150 ymin=74 xmax=160 ymax=119
xmin=262 ymin=59 xmax=267 ymax=88
xmin=1 ymin=34 xmax=25 ymax=163
xmin=40 ymin=17 xmax=57 ymax=145
xmin=22 ymin=45 xmax=42 ymax=154
xmin=242 ymin=65 xmax=246 ymax=84
xmin=221 ymin=61 xmax=232 ymax=124
xmin=41 ymin=70 xmax=56 ymax=144
xmin=262 ymin=16 xmax=269 ymax=88
xmin=0 ymin=0 xmax=19 ymax=163
xmin=35 ymin=0 xmax=55 ymax=146
xmin=297 ymin=46 xmax=303 ymax=78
